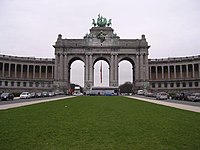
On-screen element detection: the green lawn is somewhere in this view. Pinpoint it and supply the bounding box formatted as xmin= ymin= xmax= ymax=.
xmin=0 ymin=96 xmax=200 ymax=150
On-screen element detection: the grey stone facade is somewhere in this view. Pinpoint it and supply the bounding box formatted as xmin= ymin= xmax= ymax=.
xmin=53 ymin=26 xmax=150 ymax=91
xmin=0 ymin=55 xmax=54 ymax=93
xmin=149 ymin=56 xmax=200 ymax=93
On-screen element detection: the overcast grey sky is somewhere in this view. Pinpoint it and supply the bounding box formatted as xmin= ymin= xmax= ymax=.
xmin=0 ymin=0 xmax=200 ymax=86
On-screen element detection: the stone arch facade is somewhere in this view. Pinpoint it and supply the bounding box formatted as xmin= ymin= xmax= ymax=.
xmin=53 ymin=26 xmax=150 ymax=91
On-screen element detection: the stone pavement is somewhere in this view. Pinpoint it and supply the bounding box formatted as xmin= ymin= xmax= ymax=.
xmin=0 ymin=96 xmax=75 ymax=110
xmin=126 ymin=96 xmax=200 ymax=113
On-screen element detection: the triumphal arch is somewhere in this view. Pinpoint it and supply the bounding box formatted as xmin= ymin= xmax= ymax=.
xmin=53 ymin=15 xmax=150 ymax=91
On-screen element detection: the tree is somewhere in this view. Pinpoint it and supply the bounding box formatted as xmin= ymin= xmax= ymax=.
xmin=119 ymin=82 xmax=133 ymax=94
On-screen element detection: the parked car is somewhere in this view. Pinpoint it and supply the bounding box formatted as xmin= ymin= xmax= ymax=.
xmin=20 ymin=92 xmax=31 ymax=99
xmin=137 ymin=90 xmax=144 ymax=95
xmin=156 ymin=92 xmax=168 ymax=100
xmin=73 ymin=92 xmax=83 ymax=96
xmin=36 ymin=92 xmax=42 ymax=97
xmin=144 ymin=91 xmax=154 ymax=97
xmin=187 ymin=93 xmax=200 ymax=102
xmin=30 ymin=92 xmax=37 ymax=98
xmin=42 ymin=91 xmax=49 ymax=97
xmin=0 ymin=93 xmax=14 ymax=101
xmin=48 ymin=92 xmax=55 ymax=97
xmin=175 ymin=92 xmax=190 ymax=101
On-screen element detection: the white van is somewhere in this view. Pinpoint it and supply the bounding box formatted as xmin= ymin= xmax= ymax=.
xmin=137 ymin=90 xmax=144 ymax=95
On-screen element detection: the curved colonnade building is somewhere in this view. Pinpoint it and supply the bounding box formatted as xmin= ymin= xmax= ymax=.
xmin=0 ymin=53 xmax=200 ymax=93
xmin=149 ymin=55 xmax=200 ymax=93
xmin=0 ymin=54 xmax=54 ymax=93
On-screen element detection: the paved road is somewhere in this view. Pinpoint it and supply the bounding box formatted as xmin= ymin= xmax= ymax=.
xmin=0 ymin=95 xmax=67 ymax=105
xmin=134 ymin=95 xmax=200 ymax=107
xmin=0 ymin=95 xmax=74 ymax=110
xmin=127 ymin=95 xmax=200 ymax=113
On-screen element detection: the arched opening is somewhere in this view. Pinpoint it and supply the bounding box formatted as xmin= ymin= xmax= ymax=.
xmin=119 ymin=59 xmax=135 ymax=94
xmin=70 ymin=60 xmax=84 ymax=87
xmin=94 ymin=60 xmax=109 ymax=87
xmin=119 ymin=60 xmax=133 ymax=85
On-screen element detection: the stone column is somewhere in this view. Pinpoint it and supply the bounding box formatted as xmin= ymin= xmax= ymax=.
xmin=89 ymin=54 xmax=93 ymax=82
xmin=110 ymin=54 xmax=114 ymax=81
xmin=33 ymin=65 xmax=35 ymax=79
xmin=149 ymin=66 xmax=152 ymax=80
xmin=180 ymin=65 xmax=183 ymax=78
xmin=52 ymin=65 xmax=54 ymax=79
xmin=54 ymin=54 xmax=58 ymax=80
xmin=85 ymin=54 xmax=89 ymax=81
xmin=155 ymin=66 xmax=158 ymax=80
xmin=8 ymin=63 xmax=11 ymax=77
xmin=174 ymin=65 xmax=176 ymax=79
xmin=114 ymin=54 xmax=118 ymax=84
xmin=27 ymin=65 xmax=29 ymax=78
xmin=39 ymin=65 xmax=42 ymax=79
xmin=140 ymin=54 xmax=144 ymax=81
xmin=14 ymin=64 xmax=17 ymax=78
xmin=161 ymin=66 xmax=164 ymax=79
xmin=63 ymin=54 xmax=67 ymax=80
xmin=2 ymin=62 xmax=5 ymax=77
xmin=60 ymin=54 xmax=64 ymax=80
xmin=45 ymin=65 xmax=48 ymax=79
xmin=192 ymin=64 xmax=195 ymax=78
xmin=145 ymin=54 xmax=149 ymax=80
xmin=199 ymin=63 xmax=200 ymax=78
xmin=21 ymin=64 xmax=23 ymax=78
xmin=135 ymin=54 xmax=139 ymax=81
xmin=186 ymin=64 xmax=189 ymax=78
xmin=168 ymin=66 xmax=170 ymax=79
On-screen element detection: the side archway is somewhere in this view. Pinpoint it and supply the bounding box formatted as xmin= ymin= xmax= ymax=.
xmin=118 ymin=56 xmax=136 ymax=88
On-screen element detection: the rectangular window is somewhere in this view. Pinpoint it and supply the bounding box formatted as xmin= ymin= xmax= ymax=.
xmin=182 ymin=82 xmax=186 ymax=87
xmin=29 ymin=82 xmax=33 ymax=87
xmin=23 ymin=82 xmax=26 ymax=87
xmin=5 ymin=81 xmax=8 ymax=86
xmin=17 ymin=82 xmax=20 ymax=87
xmin=152 ymin=83 xmax=155 ymax=88
xmin=164 ymin=83 xmax=168 ymax=88
xmin=176 ymin=82 xmax=180 ymax=87
xmin=11 ymin=81 xmax=14 ymax=86
xmin=189 ymin=82 xmax=192 ymax=87
xmin=195 ymin=82 xmax=198 ymax=87
xmin=0 ymin=81 xmax=2 ymax=86
xmin=170 ymin=83 xmax=174 ymax=88
xmin=35 ymin=82 xmax=39 ymax=87
xmin=158 ymin=83 xmax=161 ymax=88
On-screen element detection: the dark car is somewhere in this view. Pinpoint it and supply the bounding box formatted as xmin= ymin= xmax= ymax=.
xmin=175 ymin=92 xmax=190 ymax=101
xmin=0 ymin=93 xmax=14 ymax=101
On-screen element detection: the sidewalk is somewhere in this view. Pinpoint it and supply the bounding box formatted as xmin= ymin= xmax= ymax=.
xmin=126 ymin=96 xmax=200 ymax=113
xmin=0 ymin=96 xmax=75 ymax=110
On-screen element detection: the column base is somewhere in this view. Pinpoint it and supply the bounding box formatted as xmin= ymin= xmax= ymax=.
xmin=109 ymin=81 xmax=118 ymax=87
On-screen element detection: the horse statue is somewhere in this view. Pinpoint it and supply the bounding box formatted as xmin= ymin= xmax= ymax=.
xmin=107 ymin=19 xmax=112 ymax=26
xmin=92 ymin=19 xmax=96 ymax=27
xmin=92 ymin=14 xmax=112 ymax=27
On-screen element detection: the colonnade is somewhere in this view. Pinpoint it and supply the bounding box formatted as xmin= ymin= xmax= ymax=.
xmin=149 ymin=63 xmax=200 ymax=80
xmin=0 ymin=62 xmax=54 ymax=79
